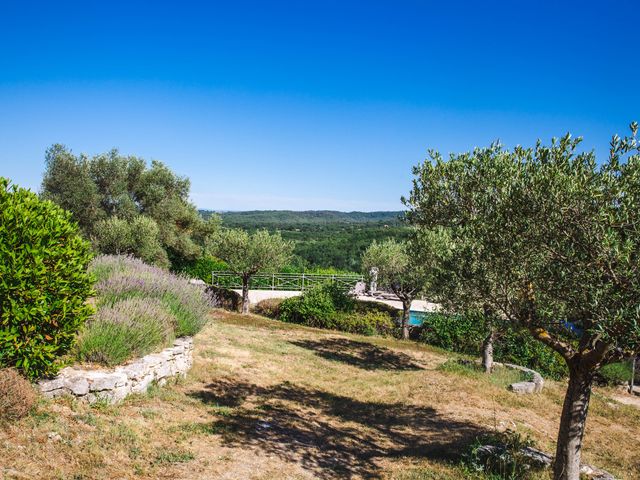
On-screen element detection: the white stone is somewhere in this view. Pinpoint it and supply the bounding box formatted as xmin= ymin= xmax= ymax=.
xmin=64 ymin=375 xmax=90 ymax=396
xmin=86 ymin=371 xmax=128 ymax=391
xmin=37 ymin=336 xmax=193 ymax=404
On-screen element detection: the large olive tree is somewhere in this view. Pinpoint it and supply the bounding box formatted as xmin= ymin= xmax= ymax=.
xmin=208 ymin=229 xmax=293 ymax=314
xmin=404 ymin=124 xmax=640 ymax=480
xmin=41 ymin=145 xmax=219 ymax=267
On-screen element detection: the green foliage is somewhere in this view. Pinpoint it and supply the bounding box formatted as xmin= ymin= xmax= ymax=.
xmin=205 ymin=209 xmax=409 ymax=271
xmin=278 ymin=284 xmax=393 ymax=336
xmin=405 ymin=124 xmax=640 ymax=365
xmin=417 ymin=312 xmax=567 ymax=379
xmin=280 ymin=286 xmax=337 ymax=326
xmin=76 ymin=255 xmax=212 ymax=366
xmin=418 ymin=312 xmax=488 ymax=356
xmin=207 ymin=228 xmax=294 ymax=277
xmin=597 ymin=361 xmax=633 ymax=387
xmin=331 ymin=311 xmax=395 ymax=336
xmin=41 ymin=145 xmax=220 ymax=268
xmin=75 ymin=298 xmax=175 ymax=366
xmin=465 ymin=430 xmax=543 ymax=480
xmin=0 ymin=178 xmax=94 ymax=379
xmin=93 ymin=216 xmax=169 ymax=268
xmin=178 ymin=255 xmax=228 ymax=282
xmin=494 ymin=330 xmax=567 ymax=380
xmin=253 ymin=298 xmax=284 ymax=318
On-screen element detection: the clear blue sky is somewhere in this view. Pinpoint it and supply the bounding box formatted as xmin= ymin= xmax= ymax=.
xmin=1 ymin=1 xmax=638 ymax=211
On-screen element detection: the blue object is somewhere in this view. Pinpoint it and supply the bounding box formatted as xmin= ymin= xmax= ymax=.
xmin=409 ymin=311 xmax=426 ymax=326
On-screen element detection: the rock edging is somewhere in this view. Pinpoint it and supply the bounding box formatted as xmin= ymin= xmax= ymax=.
xmin=496 ymin=361 xmax=544 ymax=394
xmin=476 ymin=444 xmax=615 ymax=479
xmin=38 ymin=337 xmax=193 ymax=404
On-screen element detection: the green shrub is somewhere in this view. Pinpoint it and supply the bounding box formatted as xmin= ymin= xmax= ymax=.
xmin=76 ymin=298 xmax=175 ymax=366
xmin=465 ymin=430 xmax=544 ymax=479
xmin=331 ymin=311 xmax=395 ymax=336
xmin=418 ymin=312 xmax=487 ymax=355
xmin=253 ymin=298 xmax=284 ymax=318
xmin=354 ymin=300 xmax=400 ymax=318
xmin=0 ymin=178 xmax=94 ymax=379
xmin=280 ymin=285 xmax=337 ymax=325
xmin=278 ymin=284 xmax=394 ymax=336
xmin=178 ymin=255 xmax=228 ymax=282
xmin=597 ymin=361 xmax=633 ymax=387
xmin=206 ymin=286 xmax=242 ymax=312
xmin=416 ymin=312 xmax=567 ymax=379
xmin=494 ymin=329 xmax=567 ymax=380
xmin=93 ymin=216 xmax=169 ymax=268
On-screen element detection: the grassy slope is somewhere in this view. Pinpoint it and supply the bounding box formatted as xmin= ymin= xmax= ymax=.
xmin=2 ymin=311 xmax=639 ymax=479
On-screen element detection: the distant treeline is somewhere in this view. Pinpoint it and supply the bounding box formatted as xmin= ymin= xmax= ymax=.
xmin=200 ymin=210 xmax=409 ymax=271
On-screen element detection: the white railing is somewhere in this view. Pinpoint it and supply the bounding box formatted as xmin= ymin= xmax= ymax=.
xmin=210 ymin=271 xmax=364 ymax=291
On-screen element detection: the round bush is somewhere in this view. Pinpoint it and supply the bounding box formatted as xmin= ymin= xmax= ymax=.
xmin=0 ymin=178 xmax=94 ymax=379
xmin=253 ymin=298 xmax=284 ymax=318
xmin=0 ymin=368 xmax=37 ymax=420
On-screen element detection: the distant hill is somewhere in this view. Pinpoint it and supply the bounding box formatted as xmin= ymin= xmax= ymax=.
xmin=200 ymin=210 xmax=404 ymax=227
xmin=198 ymin=210 xmax=408 ymax=271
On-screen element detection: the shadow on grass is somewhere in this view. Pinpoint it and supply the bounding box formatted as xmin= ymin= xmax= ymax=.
xmin=289 ymin=337 xmax=424 ymax=371
xmin=189 ymin=377 xmax=488 ymax=479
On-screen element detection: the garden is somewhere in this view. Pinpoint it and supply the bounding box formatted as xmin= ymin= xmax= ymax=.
xmin=2 ymin=122 xmax=640 ymax=480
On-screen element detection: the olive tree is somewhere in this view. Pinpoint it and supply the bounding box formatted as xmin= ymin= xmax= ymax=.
xmin=362 ymin=233 xmax=447 ymax=339
xmin=208 ymin=229 xmax=293 ymax=314
xmin=41 ymin=145 xmax=219 ymax=267
xmin=404 ymin=123 xmax=640 ymax=479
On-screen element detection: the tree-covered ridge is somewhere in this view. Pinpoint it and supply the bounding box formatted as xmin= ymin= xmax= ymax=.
xmin=203 ymin=210 xmax=404 ymax=227
xmin=202 ymin=210 xmax=409 ymax=271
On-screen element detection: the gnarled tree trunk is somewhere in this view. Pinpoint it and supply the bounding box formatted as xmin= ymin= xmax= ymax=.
xmin=241 ymin=275 xmax=250 ymax=314
xmin=553 ymin=365 xmax=594 ymax=480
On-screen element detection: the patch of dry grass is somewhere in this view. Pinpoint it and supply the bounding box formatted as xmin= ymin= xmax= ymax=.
xmin=1 ymin=310 xmax=639 ymax=479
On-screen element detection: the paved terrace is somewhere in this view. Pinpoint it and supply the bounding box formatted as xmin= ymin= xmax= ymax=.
xmin=234 ymin=289 xmax=438 ymax=313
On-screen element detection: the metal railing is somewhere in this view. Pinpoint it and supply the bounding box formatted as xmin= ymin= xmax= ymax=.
xmin=211 ymin=271 xmax=364 ymax=291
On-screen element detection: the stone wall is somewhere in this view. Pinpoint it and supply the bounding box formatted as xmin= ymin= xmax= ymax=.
xmin=38 ymin=337 xmax=193 ymax=404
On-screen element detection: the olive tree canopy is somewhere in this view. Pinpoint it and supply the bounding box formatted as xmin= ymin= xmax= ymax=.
xmin=361 ymin=232 xmax=448 ymax=339
xmin=207 ymin=229 xmax=294 ymax=314
xmin=403 ymin=123 xmax=640 ymax=480
xmin=41 ymin=144 xmax=219 ymax=267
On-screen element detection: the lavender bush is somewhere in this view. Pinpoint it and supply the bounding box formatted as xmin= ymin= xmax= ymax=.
xmin=75 ymin=255 xmax=213 ymax=366
xmin=76 ymin=298 xmax=175 ymax=365
xmin=90 ymin=255 xmax=213 ymax=336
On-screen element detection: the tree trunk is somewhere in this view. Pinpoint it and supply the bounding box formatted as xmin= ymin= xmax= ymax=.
xmin=553 ymin=366 xmax=594 ymax=480
xmin=241 ymin=276 xmax=250 ymax=314
xmin=401 ymin=299 xmax=411 ymax=340
xmin=481 ymin=329 xmax=494 ymax=374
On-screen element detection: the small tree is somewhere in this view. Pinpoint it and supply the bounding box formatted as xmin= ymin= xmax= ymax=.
xmin=404 ymin=124 xmax=640 ymax=480
xmin=208 ymin=229 xmax=293 ymax=314
xmin=362 ymin=233 xmax=446 ymax=339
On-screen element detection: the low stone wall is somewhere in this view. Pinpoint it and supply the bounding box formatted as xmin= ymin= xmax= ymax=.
xmin=501 ymin=361 xmax=544 ymax=394
xmin=38 ymin=337 xmax=193 ymax=404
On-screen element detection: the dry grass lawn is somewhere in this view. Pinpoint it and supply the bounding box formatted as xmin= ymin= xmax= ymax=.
xmin=1 ymin=310 xmax=640 ymax=479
